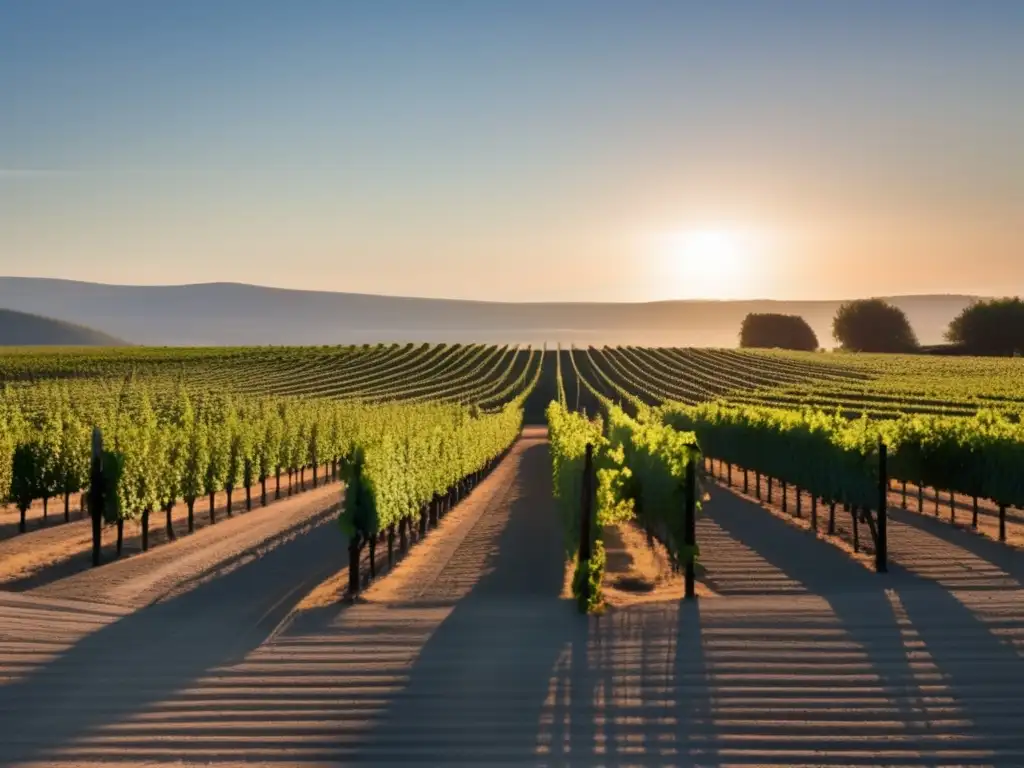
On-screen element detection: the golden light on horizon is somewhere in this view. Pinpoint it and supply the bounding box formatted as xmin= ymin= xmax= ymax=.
xmin=655 ymin=227 xmax=761 ymax=299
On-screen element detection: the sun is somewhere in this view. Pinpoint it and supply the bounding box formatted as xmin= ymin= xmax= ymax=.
xmin=659 ymin=228 xmax=755 ymax=299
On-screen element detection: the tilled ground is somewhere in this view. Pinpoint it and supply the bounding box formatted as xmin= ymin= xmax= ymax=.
xmin=3 ymin=429 xmax=1024 ymax=766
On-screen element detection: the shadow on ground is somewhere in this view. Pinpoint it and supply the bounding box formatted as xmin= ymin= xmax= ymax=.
xmin=0 ymin=507 xmax=347 ymax=765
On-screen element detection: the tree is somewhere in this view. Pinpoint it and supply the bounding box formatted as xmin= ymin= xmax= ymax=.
xmin=57 ymin=411 xmax=91 ymax=522
xmin=240 ymin=417 xmax=256 ymax=511
xmin=10 ymin=443 xmax=41 ymax=534
xmin=833 ymin=299 xmax=918 ymax=353
xmin=159 ymin=387 xmax=193 ymax=538
xmin=204 ymin=415 xmax=228 ymax=523
xmin=946 ymin=298 xmax=1024 ymax=356
xmin=0 ymin=403 xmax=23 ymax=522
xmin=223 ymin=410 xmax=244 ymax=518
xmin=181 ymin=418 xmax=208 ymax=533
xmin=157 ymin=422 xmax=187 ymax=541
xmin=37 ymin=411 xmax=62 ymax=522
xmin=308 ymin=406 xmax=327 ymax=488
xmin=739 ymin=313 xmax=818 ymax=351
xmin=257 ymin=405 xmax=281 ymax=506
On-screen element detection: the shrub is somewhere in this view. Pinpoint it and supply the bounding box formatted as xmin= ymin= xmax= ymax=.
xmin=946 ymin=297 xmax=1024 ymax=356
xmin=833 ymin=299 xmax=918 ymax=353
xmin=739 ymin=313 xmax=818 ymax=351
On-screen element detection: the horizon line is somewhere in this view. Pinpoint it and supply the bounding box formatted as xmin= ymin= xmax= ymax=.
xmin=0 ymin=276 xmax=992 ymax=307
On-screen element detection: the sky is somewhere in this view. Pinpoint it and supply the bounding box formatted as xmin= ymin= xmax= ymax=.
xmin=1 ymin=1 xmax=1022 ymax=303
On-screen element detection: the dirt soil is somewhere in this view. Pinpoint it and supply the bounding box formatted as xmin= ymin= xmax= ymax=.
xmin=4 ymin=429 xmax=1024 ymax=765
xmin=600 ymin=521 xmax=716 ymax=607
xmin=0 ymin=467 xmax=332 ymax=590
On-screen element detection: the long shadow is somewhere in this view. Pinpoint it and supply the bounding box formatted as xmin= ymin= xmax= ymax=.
xmin=674 ymin=600 xmax=721 ymax=766
xmin=354 ymin=441 xmax=723 ymax=764
xmin=898 ymin=484 xmax=1024 ymax=527
xmin=0 ymin=505 xmax=348 ymax=765
xmin=352 ymin=440 xmax=579 ymax=763
xmin=710 ymin=487 xmax=1024 ymax=760
xmin=3 ymin=479 xmax=338 ymax=593
xmin=0 ymin=505 xmax=86 ymax=541
xmin=889 ymin=505 xmax=1024 ymax=585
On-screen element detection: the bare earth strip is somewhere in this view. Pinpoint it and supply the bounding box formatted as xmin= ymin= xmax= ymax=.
xmin=4 ymin=429 xmax=1024 ymax=765
xmin=0 ymin=469 xmax=320 ymax=590
xmin=0 ymin=479 xmax=349 ymax=762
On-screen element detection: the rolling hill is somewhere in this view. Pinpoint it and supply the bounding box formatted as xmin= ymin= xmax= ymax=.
xmin=0 ymin=277 xmax=983 ymax=348
xmin=0 ymin=307 xmax=127 ymax=346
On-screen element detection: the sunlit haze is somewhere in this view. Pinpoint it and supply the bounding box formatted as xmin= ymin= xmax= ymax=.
xmin=2 ymin=1 xmax=1021 ymax=302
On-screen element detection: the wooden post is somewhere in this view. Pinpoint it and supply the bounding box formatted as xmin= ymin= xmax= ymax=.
xmin=726 ymin=463 xmax=732 ymax=488
xmin=743 ymin=468 xmax=749 ymax=494
xmin=972 ymin=497 xmax=979 ymax=529
xmin=999 ymin=504 xmax=1007 ymax=542
xmin=795 ymin=487 xmax=802 ymax=518
xmin=684 ymin=458 xmax=697 ymax=600
xmin=811 ymin=496 xmax=818 ymax=532
xmin=767 ymin=477 xmax=773 ymax=504
xmin=755 ymin=471 xmax=762 ymax=500
xmin=851 ymin=505 xmax=860 ymax=552
xmin=876 ymin=440 xmax=888 ymax=574
xmin=828 ymin=501 xmax=836 ymax=535
xmin=901 ymin=480 xmax=907 ymax=509
xmin=578 ymin=443 xmax=594 ymax=606
xmin=89 ymin=427 xmax=104 ymax=567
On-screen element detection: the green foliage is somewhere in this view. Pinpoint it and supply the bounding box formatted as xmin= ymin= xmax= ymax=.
xmin=946 ymin=297 xmax=1024 ymax=356
xmin=740 ymin=313 xmax=818 ymax=351
xmin=99 ymin=449 xmax=125 ymax=524
xmin=155 ymin=421 xmax=187 ymax=509
xmin=223 ymin=409 xmax=245 ymax=491
xmin=0 ymin=403 xmax=19 ymax=503
xmin=546 ymin=399 xmax=608 ymax=560
xmin=661 ymin=401 xmax=881 ymax=508
xmin=204 ymin=411 xmax=229 ymax=496
xmin=256 ymin=405 xmax=281 ymax=480
xmin=338 ymin=401 xmax=525 ymax=538
xmin=833 ymin=299 xmax=918 ymax=353
xmin=571 ymin=539 xmax=605 ymax=614
xmin=548 ymin=400 xmax=703 ymax=611
xmin=10 ymin=443 xmax=41 ymax=513
xmin=606 ymin=406 xmax=702 ymax=569
xmin=57 ymin=410 xmax=91 ymax=499
xmin=660 ymin=400 xmax=1024 ymax=510
xmin=884 ymin=409 xmax=1024 ymax=507
xmin=0 ymin=344 xmax=538 ymax=529
xmin=181 ymin=418 xmax=209 ymax=503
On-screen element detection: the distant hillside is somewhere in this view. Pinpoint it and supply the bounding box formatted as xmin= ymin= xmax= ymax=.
xmin=0 ymin=307 xmax=126 ymax=346
xmin=0 ymin=277 xmax=987 ymax=347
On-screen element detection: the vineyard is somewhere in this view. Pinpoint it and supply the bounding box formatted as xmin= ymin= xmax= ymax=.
xmin=0 ymin=344 xmax=541 ymax=590
xmin=3 ymin=342 xmax=1024 ymax=763
xmin=536 ymin=345 xmax=1024 ymax=608
xmin=2 ymin=343 xmax=1023 ymax=578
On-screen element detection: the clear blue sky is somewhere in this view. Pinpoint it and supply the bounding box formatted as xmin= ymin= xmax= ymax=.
xmin=2 ymin=1 xmax=1021 ymax=301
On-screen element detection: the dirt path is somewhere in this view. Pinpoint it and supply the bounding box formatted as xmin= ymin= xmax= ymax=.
xmin=0 ymin=479 xmax=348 ymax=765
xmin=3 ymin=430 xmax=1024 ymax=765
xmin=0 ymin=469 xmax=322 ymax=590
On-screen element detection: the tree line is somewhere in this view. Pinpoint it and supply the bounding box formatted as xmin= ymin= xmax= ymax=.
xmin=740 ymin=297 xmax=1024 ymax=355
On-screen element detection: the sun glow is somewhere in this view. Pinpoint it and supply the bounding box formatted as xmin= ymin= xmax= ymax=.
xmin=655 ymin=227 xmax=760 ymax=299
